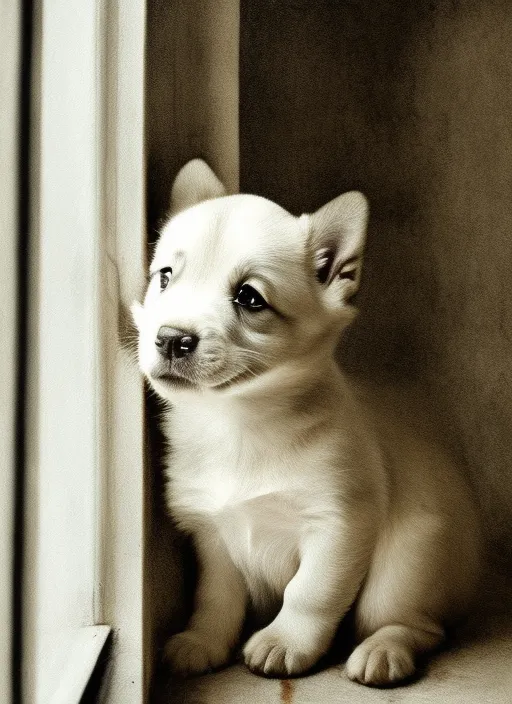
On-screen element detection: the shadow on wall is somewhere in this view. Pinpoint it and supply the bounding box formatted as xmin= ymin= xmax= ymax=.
xmin=239 ymin=0 xmax=512 ymax=561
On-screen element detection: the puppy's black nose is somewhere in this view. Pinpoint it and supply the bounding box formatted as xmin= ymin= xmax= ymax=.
xmin=156 ymin=327 xmax=199 ymax=359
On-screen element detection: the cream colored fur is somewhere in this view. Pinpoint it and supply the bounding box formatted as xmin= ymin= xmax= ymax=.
xmin=133 ymin=159 xmax=480 ymax=686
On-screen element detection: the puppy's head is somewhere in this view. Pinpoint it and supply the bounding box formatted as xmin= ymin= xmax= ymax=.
xmin=133 ymin=159 xmax=368 ymax=399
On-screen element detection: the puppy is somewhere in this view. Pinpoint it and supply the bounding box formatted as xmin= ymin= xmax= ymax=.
xmin=133 ymin=159 xmax=480 ymax=686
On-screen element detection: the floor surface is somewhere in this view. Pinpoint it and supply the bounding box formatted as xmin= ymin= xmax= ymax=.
xmin=152 ymin=566 xmax=512 ymax=703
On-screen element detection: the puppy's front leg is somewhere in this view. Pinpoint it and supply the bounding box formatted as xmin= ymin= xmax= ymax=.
xmin=243 ymin=514 xmax=373 ymax=677
xmin=165 ymin=530 xmax=247 ymax=675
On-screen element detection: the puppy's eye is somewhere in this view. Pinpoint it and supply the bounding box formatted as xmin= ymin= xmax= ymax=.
xmin=159 ymin=267 xmax=172 ymax=291
xmin=234 ymin=284 xmax=268 ymax=311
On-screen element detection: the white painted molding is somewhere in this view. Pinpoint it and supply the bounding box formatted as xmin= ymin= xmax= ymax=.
xmin=0 ymin=2 xmax=21 ymax=703
xmin=22 ymin=1 xmax=134 ymax=701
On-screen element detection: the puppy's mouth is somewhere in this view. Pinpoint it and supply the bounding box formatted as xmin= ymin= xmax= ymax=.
xmin=212 ymin=367 xmax=261 ymax=391
xmin=151 ymin=369 xmax=199 ymax=390
xmin=152 ymin=368 xmax=254 ymax=392
xmin=149 ymin=356 xmax=264 ymax=392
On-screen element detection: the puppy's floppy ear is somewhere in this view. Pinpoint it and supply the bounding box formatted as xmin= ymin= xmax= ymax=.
xmin=170 ymin=159 xmax=227 ymax=215
xmin=306 ymin=191 xmax=368 ymax=310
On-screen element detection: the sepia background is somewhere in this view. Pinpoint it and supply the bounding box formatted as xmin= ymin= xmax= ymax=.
xmin=5 ymin=0 xmax=511 ymax=701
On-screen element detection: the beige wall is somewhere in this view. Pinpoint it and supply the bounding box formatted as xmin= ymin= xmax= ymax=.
xmin=239 ymin=0 xmax=512 ymax=560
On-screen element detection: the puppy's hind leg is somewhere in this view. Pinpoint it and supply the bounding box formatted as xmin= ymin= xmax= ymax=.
xmin=346 ymin=499 xmax=478 ymax=686
xmin=346 ymin=622 xmax=443 ymax=686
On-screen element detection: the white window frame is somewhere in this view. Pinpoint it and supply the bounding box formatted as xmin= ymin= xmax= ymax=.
xmin=22 ymin=1 xmax=147 ymax=702
xmin=0 ymin=3 xmax=22 ymax=703
xmin=15 ymin=1 xmax=240 ymax=700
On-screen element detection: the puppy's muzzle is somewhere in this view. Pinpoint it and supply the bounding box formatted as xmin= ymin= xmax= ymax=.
xmin=156 ymin=326 xmax=199 ymax=360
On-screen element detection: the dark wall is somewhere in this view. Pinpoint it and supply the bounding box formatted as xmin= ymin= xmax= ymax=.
xmin=146 ymin=0 xmax=239 ymax=240
xmin=240 ymin=0 xmax=512 ymax=558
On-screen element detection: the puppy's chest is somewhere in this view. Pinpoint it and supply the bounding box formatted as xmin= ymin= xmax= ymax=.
xmin=165 ymin=411 xmax=325 ymax=589
xmin=166 ymin=406 xmax=322 ymax=515
xmin=169 ymin=434 xmax=308 ymax=534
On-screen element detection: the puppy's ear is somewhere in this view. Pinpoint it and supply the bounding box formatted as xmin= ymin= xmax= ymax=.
xmin=306 ymin=191 xmax=368 ymax=310
xmin=170 ymin=159 xmax=227 ymax=215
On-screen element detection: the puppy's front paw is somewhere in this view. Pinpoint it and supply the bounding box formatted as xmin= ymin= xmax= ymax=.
xmin=243 ymin=623 xmax=321 ymax=677
xmin=346 ymin=639 xmax=415 ymax=686
xmin=164 ymin=630 xmax=230 ymax=676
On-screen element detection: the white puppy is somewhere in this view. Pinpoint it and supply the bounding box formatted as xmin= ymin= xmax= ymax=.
xmin=133 ymin=159 xmax=480 ymax=686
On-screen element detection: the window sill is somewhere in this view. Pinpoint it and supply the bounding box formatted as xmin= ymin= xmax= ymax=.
xmin=51 ymin=625 xmax=110 ymax=704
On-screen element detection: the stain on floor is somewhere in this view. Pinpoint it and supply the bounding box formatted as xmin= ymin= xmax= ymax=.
xmin=280 ymin=679 xmax=293 ymax=704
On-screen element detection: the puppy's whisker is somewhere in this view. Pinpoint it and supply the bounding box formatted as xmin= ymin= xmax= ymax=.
xmin=236 ymin=348 xmax=274 ymax=369
xmin=237 ymin=347 xmax=266 ymax=359
xmin=238 ymin=365 xmax=260 ymax=380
